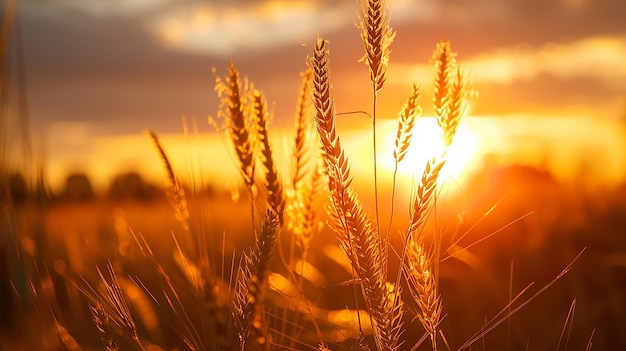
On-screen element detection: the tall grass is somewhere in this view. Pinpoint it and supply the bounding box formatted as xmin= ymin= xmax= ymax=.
xmin=1 ymin=1 xmax=75 ymax=350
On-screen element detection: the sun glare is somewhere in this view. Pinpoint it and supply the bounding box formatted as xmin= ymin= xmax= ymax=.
xmin=377 ymin=118 xmax=481 ymax=186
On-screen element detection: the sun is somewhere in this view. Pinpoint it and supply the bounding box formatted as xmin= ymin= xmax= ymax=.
xmin=378 ymin=117 xmax=482 ymax=186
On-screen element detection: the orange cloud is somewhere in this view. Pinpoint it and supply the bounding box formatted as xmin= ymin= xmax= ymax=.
xmin=148 ymin=1 xmax=354 ymax=55
xmin=390 ymin=36 xmax=626 ymax=87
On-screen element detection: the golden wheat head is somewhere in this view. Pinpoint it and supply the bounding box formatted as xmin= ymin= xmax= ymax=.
xmin=393 ymin=84 xmax=422 ymax=164
xmin=216 ymin=60 xmax=256 ymax=188
xmin=358 ymin=0 xmax=395 ymax=92
xmin=310 ymin=34 xmax=403 ymax=351
xmin=233 ymin=210 xmax=280 ymax=351
xmin=252 ymin=89 xmax=285 ymax=222
xmin=147 ymin=130 xmax=190 ymax=233
xmin=90 ymin=301 xmax=119 ymax=351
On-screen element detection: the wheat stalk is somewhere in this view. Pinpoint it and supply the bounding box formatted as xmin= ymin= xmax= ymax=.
xmin=292 ymin=68 xmax=314 ymax=190
xmin=72 ymin=262 xmax=147 ymax=351
xmin=97 ymin=264 xmax=140 ymax=345
xmin=215 ymin=60 xmax=259 ymax=234
xmin=292 ymin=165 xmax=322 ymax=254
xmin=233 ymin=210 xmax=280 ymax=351
xmin=252 ymin=89 xmax=285 ymax=222
xmin=358 ymin=0 xmax=395 ymax=93
xmin=357 ymin=0 xmax=396 ymax=251
xmin=288 ymin=69 xmax=320 ymax=254
xmin=216 ymin=60 xmax=256 ymax=189
xmin=432 ymin=40 xmax=456 ymax=121
xmin=147 ymin=130 xmax=190 ymax=234
xmin=406 ymin=157 xmax=445 ymax=241
xmin=90 ymin=301 xmax=119 ymax=351
xmin=399 ymin=40 xmax=469 ymax=351
xmin=393 ymin=84 xmax=422 ymax=164
xmin=130 ymin=231 xmax=213 ymax=351
xmin=387 ymin=84 xmax=422 ymax=262
xmin=148 ymin=130 xmax=234 ymax=349
xmin=438 ymin=66 xmax=468 ymax=148
xmin=310 ymin=35 xmax=402 ymax=351
xmin=404 ymin=240 xmax=442 ymax=348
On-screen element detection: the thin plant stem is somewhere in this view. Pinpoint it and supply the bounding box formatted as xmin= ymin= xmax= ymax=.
xmin=249 ymin=188 xmax=255 ymax=239
xmin=386 ymin=161 xmax=400 ymax=263
xmin=372 ymin=91 xmax=381 ymax=249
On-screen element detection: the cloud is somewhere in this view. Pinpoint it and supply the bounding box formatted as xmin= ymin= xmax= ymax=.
xmin=389 ymin=35 xmax=626 ymax=88
xmin=470 ymin=36 xmax=626 ymax=86
xmin=145 ymin=0 xmax=445 ymax=56
xmin=146 ymin=1 xmax=355 ymax=55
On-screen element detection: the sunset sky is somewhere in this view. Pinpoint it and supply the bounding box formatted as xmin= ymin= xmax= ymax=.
xmin=4 ymin=0 xmax=626 ymax=192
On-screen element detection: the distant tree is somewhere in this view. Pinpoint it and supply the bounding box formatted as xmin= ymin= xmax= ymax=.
xmin=107 ymin=171 xmax=162 ymax=202
xmin=6 ymin=172 xmax=27 ymax=205
xmin=61 ymin=172 xmax=95 ymax=202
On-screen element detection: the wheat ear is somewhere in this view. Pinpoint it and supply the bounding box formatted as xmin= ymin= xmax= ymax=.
xmin=233 ymin=210 xmax=280 ymax=351
xmin=358 ymin=0 xmax=396 ymax=250
xmin=292 ymin=68 xmax=314 ymax=189
xmin=147 ymin=130 xmax=232 ymax=349
xmin=358 ymin=0 xmax=395 ymax=92
xmin=393 ymin=84 xmax=422 ymax=164
xmin=432 ymin=40 xmax=455 ymax=121
xmin=438 ymin=66 xmax=468 ymax=147
xmin=387 ymin=84 xmax=422 ymax=259
xmin=252 ymin=89 xmax=285 ymax=222
xmin=215 ymin=60 xmax=258 ymax=233
xmin=311 ymin=35 xmax=402 ymax=351
xmin=72 ymin=262 xmax=147 ymax=351
xmin=404 ymin=240 xmax=442 ymax=347
xmin=147 ymin=130 xmax=190 ymax=233
xmin=401 ymin=40 xmax=469 ymax=351
xmin=398 ymin=156 xmax=444 ymax=351
xmin=90 ymin=302 xmax=119 ymax=351
xmin=288 ymin=68 xmax=320 ymax=253
xmin=217 ymin=60 xmax=255 ymax=188
xmin=99 ymin=264 xmax=140 ymax=344
xmin=293 ymin=165 xmax=322 ymax=254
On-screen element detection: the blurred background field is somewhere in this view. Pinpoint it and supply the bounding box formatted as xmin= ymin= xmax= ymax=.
xmin=3 ymin=158 xmax=626 ymax=349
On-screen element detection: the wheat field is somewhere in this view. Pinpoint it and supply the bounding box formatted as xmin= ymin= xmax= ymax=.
xmin=2 ymin=0 xmax=622 ymax=350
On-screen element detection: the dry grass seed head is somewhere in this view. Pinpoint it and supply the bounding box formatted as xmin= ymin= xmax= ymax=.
xmin=147 ymin=130 xmax=190 ymax=233
xmin=310 ymin=36 xmax=353 ymax=200
xmin=393 ymin=84 xmax=422 ymax=163
xmin=252 ymin=89 xmax=285 ymax=221
xmin=407 ymin=157 xmax=445 ymax=241
xmin=405 ymin=240 xmax=442 ymax=338
xmin=292 ymin=68 xmax=314 ymax=190
xmin=233 ymin=210 xmax=280 ymax=350
xmin=97 ymin=263 xmax=139 ymax=342
xmin=358 ymin=0 xmax=395 ymax=92
xmin=432 ymin=40 xmax=456 ymax=119
xmin=216 ymin=60 xmax=256 ymax=188
xmin=90 ymin=302 xmax=119 ymax=351
xmin=439 ymin=67 xmax=468 ymax=147
xmin=310 ymin=35 xmax=403 ymax=351
xmin=292 ymin=164 xmax=323 ymax=252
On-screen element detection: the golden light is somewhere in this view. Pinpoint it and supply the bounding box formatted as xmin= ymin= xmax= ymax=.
xmin=377 ymin=118 xmax=482 ymax=186
xmin=148 ymin=1 xmax=347 ymax=55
